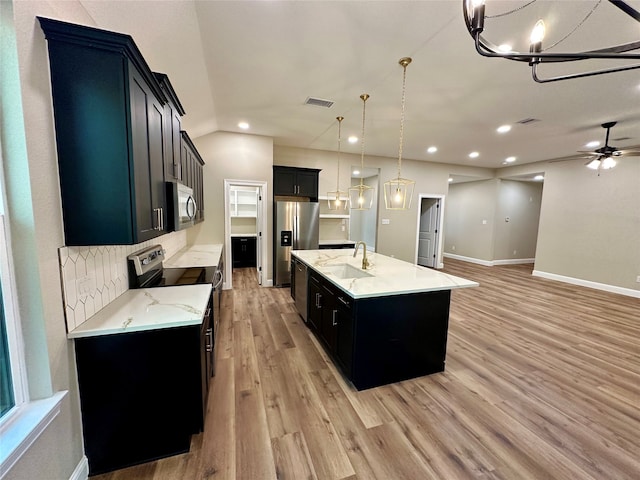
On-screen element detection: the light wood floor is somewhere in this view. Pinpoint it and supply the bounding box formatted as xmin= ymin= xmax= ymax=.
xmin=93 ymin=260 xmax=640 ymax=479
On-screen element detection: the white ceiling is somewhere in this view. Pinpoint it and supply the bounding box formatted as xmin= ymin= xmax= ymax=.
xmin=79 ymin=0 xmax=640 ymax=169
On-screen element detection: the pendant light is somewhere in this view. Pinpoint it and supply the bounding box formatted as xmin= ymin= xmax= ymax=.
xmin=348 ymin=94 xmax=374 ymax=210
xmin=384 ymin=57 xmax=415 ymax=210
xmin=327 ymin=116 xmax=348 ymax=211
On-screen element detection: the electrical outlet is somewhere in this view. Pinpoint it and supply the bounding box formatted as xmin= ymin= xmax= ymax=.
xmin=76 ymin=277 xmax=94 ymax=303
xmin=482 ymin=219 xmax=487 ymax=225
xmin=513 ymin=250 xmax=517 ymax=256
xmin=451 ymin=245 xmax=456 ymax=251
xmin=341 ymin=225 xmax=345 ymax=231
xmin=381 ymin=219 xmax=390 ymax=225
xmin=636 ymin=275 xmax=640 ymax=283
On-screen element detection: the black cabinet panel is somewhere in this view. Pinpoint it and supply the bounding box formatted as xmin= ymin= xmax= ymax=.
xmin=273 ymin=166 xmax=320 ymax=200
xmin=39 ymin=17 xmax=167 ymax=245
xmin=181 ymin=131 xmax=205 ymax=224
xmin=306 ymin=271 xmax=451 ymax=390
xmin=74 ymin=323 xmax=207 ymax=475
xmin=232 ymin=236 xmax=257 ymax=268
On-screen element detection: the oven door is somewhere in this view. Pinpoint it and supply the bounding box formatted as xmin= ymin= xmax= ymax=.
xmin=167 ymin=182 xmax=197 ymax=231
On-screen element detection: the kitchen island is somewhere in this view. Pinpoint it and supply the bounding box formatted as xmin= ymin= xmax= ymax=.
xmin=292 ymin=249 xmax=477 ymax=390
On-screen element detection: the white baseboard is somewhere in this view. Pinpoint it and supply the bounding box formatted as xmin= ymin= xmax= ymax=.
xmin=532 ymin=270 xmax=640 ymax=299
xmin=443 ymin=253 xmax=534 ymax=267
xmin=443 ymin=253 xmax=493 ymax=266
xmin=493 ymin=258 xmax=535 ymax=265
xmin=69 ymin=456 xmax=88 ymax=480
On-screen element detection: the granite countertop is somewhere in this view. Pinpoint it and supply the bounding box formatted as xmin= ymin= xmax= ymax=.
xmin=67 ymin=284 xmax=212 ymax=339
xmin=230 ymin=233 xmax=257 ymax=237
xmin=164 ymin=243 xmax=223 ymax=268
xmin=292 ymin=249 xmax=478 ymax=299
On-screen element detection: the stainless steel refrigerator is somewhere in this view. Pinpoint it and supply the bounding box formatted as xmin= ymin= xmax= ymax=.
xmin=274 ymin=201 xmax=319 ymax=287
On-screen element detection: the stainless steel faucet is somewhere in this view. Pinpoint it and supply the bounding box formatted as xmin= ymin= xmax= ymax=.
xmin=353 ymin=241 xmax=370 ymax=270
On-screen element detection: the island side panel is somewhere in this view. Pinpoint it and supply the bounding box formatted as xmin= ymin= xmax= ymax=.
xmin=351 ymin=289 xmax=451 ymax=390
xmin=74 ymin=326 xmax=201 ymax=474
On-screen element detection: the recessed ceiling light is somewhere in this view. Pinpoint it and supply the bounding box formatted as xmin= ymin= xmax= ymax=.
xmin=469 ymin=151 xmax=480 ymax=158
xmin=497 ymin=124 xmax=512 ymax=133
xmin=448 ymin=177 xmax=453 ymax=182
xmin=238 ymin=122 xmax=249 ymax=130
xmin=585 ymin=140 xmax=600 ymax=148
xmin=427 ymin=146 xmax=438 ymax=154
xmin=352 ymin=169 xmax=360 ymax=175
xmin=534 ymin=175 xmax=544 ymax=181
xmin=504 ymin=156 xmax=516 ymax=163
xmin=498 ymin=44 xmax=513 ymax=53
xmin=348 ymin=136 xmax=358 ymax=144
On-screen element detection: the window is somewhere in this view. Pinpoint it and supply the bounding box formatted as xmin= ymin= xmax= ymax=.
xmin=1 ymin=285 xmax=16 ymax=418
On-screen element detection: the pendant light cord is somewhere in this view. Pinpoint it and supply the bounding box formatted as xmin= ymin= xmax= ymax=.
xmin=336 ymin=116 xmax=343 ymax=192
xmin=397 ymin=59 xmax=411 ymax=180
xmin=359 ymin=94 xmax=369 ymax=187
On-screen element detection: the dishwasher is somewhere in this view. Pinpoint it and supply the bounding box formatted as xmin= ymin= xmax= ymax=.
xmin=293 ymin=258 xmax=309 ymax=322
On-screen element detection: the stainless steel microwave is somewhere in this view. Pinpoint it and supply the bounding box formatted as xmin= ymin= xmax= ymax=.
xmin=167 ymin=182 xmax=197 ymax=231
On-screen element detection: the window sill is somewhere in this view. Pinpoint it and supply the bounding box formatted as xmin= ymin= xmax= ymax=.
xmin=0 ymin=391 xmax=67 ymax=478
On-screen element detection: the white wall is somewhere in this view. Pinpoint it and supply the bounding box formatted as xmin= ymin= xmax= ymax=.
xmin=444 ymin=179 xmax=498 ymax=262
xmin=493 ymin=180 xmax=543 ymax=260
xmin=533 ymin=160 xmax=640 ymax=291
xmin=444 ymin=179 xmax=544 ymax=263
xmin=187 ymin=131 xmax=274 ymax=280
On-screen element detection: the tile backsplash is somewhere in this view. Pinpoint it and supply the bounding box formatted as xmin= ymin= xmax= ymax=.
xmin=58 ymin=230 xmax=187 ymax=332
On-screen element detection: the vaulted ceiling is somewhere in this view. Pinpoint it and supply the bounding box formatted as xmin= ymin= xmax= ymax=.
xmin=79 ymin=0 xmax=640 ymax=169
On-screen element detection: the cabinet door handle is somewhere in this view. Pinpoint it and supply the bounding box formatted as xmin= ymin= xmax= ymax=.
xmin=337 ymin=296 xmax=349 ymax=307
xmin=332 ymin=310 xmax=338 ymax=326
xmin=315 ymin=292 xmax=322 ymax=308
xmin=160 ymin=207 xmax=164 ymax=231
xmin=206 ymin=327 xmax=213 ymax=352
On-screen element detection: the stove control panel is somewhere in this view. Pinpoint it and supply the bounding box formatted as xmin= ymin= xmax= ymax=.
xmin=127 ymin=245 xmax=165 ymax=276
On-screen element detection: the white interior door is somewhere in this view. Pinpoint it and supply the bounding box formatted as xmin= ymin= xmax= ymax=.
xmin=418 ymin=198 xmax=440 ymax=268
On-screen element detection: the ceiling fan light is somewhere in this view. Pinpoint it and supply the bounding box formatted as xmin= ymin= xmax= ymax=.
xmin=586 ymin=158 xmax=601 ymax=170
xmin=601 ymin=156 xmax=617 ymax=169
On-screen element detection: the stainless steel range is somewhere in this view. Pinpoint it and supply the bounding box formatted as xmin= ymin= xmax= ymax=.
xmin=127 ymin=245 xmax=223 ymax=377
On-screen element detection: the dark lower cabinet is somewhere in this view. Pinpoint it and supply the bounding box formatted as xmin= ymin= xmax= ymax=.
xmin=305 ymin=271 xmax=451 ymax=390
xmin=231 ymin=236 xmax=257 ymax=268
xmin=74 ymin=319 xmax=210 ymax=475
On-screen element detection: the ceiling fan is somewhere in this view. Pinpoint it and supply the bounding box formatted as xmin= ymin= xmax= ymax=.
xmin=576 ymin=122 xmax=640 ymax=170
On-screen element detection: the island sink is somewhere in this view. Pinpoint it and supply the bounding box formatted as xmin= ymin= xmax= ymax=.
xmin=323 ymin=263 xmax=373 ymax=279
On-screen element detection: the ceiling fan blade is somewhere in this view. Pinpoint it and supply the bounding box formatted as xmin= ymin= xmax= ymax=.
xmin=615 ymin=149 xmax=640 ymax=157
xmin=548 ymin=154 xmax=592 ymax=163
xmin=576 ymin=150 xmax=602 ymax=156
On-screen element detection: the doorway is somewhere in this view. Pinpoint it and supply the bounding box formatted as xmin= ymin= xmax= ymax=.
xmin=415 ymin=194 xmax=445 ymax=269
xmin=223 ymin=179 xmax=268 ymax=290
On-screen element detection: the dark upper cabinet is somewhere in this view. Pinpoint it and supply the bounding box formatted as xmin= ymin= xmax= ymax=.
xmin=273 ymin=166 xmax=320 ymax=200
xmin=154 ymin=73 xmax=186 ymax=183
xmin=38 ymin=17 xmax=168 ymax=245
xmin=180 ymin=131 xmax=205 ymax=224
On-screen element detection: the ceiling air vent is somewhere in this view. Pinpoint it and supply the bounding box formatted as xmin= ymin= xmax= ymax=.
xmin=516 ymin=118 xmax=540 ymax=125
xmin=304 ymin=97 xmax=334 ymax=108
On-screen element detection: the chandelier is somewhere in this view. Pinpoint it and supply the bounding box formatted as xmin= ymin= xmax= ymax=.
xmin=464 ymin=0 xmax=640 ymax=83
